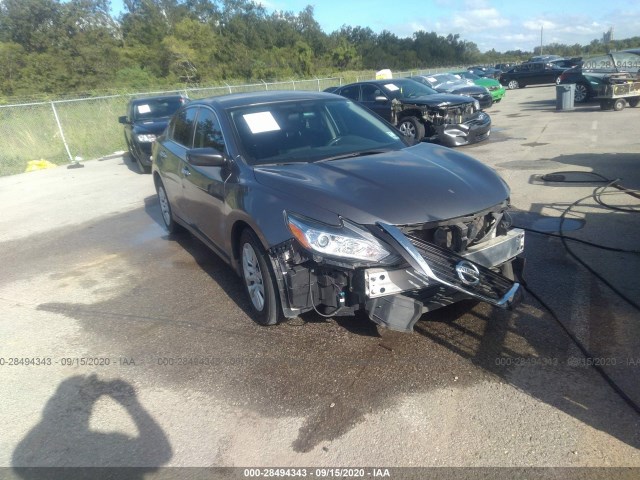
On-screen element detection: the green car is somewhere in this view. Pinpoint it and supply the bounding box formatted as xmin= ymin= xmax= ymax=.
xmin=450 ymin=71 xmax=506 ymax=103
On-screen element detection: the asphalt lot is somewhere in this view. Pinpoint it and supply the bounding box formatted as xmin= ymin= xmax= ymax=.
xmin=1 ymin=85 xmax=640 ymax=477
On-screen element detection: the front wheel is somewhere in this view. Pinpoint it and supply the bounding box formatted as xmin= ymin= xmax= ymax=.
xmin=507 ymin=79 xmax=519 ymax=90
xmin=239 ymin=229 xmax=282 ymax=326
xmin=397 ymin=116 xmax=425 ymax=142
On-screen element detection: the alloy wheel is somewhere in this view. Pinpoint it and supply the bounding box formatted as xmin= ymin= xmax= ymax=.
xmin=242 ymin=243 xmax=265 ymax=311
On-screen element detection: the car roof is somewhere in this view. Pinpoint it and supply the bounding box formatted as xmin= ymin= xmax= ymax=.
xmin=191 ymin=90 xmax=340 ymax=109
xmin=130 ymin=94 xmax=186 ymax=105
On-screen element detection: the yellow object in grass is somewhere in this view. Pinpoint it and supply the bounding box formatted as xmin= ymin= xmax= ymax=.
xmin=25 ymin=159 xmax=58 ymax=172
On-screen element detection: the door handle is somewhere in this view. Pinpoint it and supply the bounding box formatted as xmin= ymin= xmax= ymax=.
xmin=158 ymin=151 xmax=167 ymax=159
xmin=181 ymin=167 xmax=191 ymax=176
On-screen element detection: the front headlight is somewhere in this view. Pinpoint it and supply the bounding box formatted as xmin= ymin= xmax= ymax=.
xmin=473 ymin=99 xmax=480 ymax=111
xmin=137 ymin=134 xmax=157 ymax=143
xmin=285 ymin=212 xmax=390 ymax=263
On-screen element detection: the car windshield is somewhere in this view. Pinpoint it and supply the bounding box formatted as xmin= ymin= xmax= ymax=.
xmin=229 ymin=98 xmax=407 ymax=166
xmin=431 ymin=74 xmax=464 ymax=87
xmin=132 ymin=98 xmax=184 ymax=121
xmin=380 ymin=79 xmax=438 ymax=98
xmin=455 ymin=71 xmax=479 ymax=81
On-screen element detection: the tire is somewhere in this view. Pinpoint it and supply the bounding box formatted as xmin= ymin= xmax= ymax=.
xmin=124 ymin=136 xmax=136 ymax=164
xmin=137 ymin=157 xmax=151 ymax=174
xmin=613 ymin=98 xmax=626 ymax=111
xmin=397 ymin=116 xmax=425 ymax=141
xmin=507 ymin=79 xmax=519 ymax=90
xmin=574 ymin=83 xmax=589 ymax=103
xmin=155 ymin=178 xmax=181 ymax=234
xmin=629 ymin=97 xmax=640 ymax=108
xmin=239 ymin=229 xmax=282 ymax=326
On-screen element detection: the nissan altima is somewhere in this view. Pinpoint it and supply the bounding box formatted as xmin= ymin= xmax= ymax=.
xmin=152 ymin=91 xmax=524 ymax=332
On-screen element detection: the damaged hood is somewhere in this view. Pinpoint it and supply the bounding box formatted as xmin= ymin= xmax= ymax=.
xmin=398 ymin=93 xmax=474 ymax=108
xmin=253 ymin=143 xmax=509 ymax=226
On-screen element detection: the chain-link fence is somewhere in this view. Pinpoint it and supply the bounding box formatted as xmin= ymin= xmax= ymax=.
xmin=0 ymin=68 xmax=463 ymax=176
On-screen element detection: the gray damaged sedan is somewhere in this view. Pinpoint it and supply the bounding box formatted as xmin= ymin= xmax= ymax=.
xmin=152 ymin=91 xmax=524 ymax=332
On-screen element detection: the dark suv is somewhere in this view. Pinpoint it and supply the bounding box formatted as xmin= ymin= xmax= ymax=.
xmin=499 ymin=62 xmax=569 ymax=89
xmin=119 ymin=95 xmax=188 ymax=173
xmin=329 ymin=79 xmax=491 ymax=146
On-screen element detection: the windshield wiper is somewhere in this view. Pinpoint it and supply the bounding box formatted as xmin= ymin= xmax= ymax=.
xmin=315 ymin=149 xmax=392 ymax=163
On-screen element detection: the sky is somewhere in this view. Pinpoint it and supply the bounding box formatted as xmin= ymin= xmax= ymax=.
xmin=109 ymin=0 xmax=640 ymax=53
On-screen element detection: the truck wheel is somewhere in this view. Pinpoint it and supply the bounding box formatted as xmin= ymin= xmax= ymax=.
xmin=613 ymin=98 xmax=625 ymax=111
xmin=629 ymin=97 xmax=640 ymax=108
xmin=398 ymin=116 xmax=425 ymax=142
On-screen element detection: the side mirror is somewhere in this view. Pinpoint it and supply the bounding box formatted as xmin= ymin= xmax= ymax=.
xmin=118 ymin=116 xmax=128 ymax=124
xmin=374 ymin=96 xmax=388 ymax=103
xmin=187 ymin=147 xmax=227 ymax=167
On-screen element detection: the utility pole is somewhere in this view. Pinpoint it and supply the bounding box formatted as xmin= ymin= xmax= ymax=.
xmin=540 ymin=25 xmax=543 ymax=55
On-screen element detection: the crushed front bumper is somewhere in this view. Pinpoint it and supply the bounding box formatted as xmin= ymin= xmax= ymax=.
xmin=364 ymin=223 xmax=524 ymax=331
xmin=437 ymin=112 xmax=491 ymax=147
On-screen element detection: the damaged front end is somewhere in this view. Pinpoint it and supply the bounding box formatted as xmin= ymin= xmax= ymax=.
xmin=392 ymin=99 xmax=491 ymax=147
xmin=269 ymin=207 xmax=524 ymax=332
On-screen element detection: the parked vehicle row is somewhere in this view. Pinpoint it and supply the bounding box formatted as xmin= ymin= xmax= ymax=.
xmin=410 ymin=73 xmax=494 ymax=109
xmin=451 ymin=71 xmax=506 ymax=103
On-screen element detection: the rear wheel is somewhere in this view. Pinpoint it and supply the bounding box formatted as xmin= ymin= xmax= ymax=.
xmin=397 ymin=116 xmax=425 ymax=142
xmin=574 ymin=83 xmax=589 ymax=103
xmin=629 ymin=97 xmax=640 ymax=108
xmin=155 ymin=178 xmax=181 ymax=234
xmin=507 ymin=79 xmax=519 ymax=90
xmin=239 ymin=229 xmax=282 ymax=326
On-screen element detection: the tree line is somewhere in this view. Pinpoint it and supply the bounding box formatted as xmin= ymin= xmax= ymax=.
xmin=0 ymin=0 xmax=638 ymax=100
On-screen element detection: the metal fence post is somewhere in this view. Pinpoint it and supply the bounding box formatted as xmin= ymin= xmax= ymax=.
xmin=50 ymin=101 xmax=74 ymax=164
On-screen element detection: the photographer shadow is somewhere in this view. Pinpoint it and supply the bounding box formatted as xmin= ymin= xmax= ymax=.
xmin=12 ymin=375 xmax=172 ymax=480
